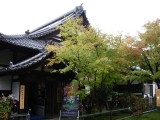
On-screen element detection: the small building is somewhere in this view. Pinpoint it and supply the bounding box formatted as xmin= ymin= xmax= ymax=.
xmin=0 ymin=5 xmax=89 ymax=118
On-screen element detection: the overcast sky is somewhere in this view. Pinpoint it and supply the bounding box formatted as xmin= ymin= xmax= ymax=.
xmin=0 ymin=0 xmax=160 ymax=36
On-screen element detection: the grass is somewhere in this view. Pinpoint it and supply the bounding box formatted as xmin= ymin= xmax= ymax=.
xmin=125 ymin=109 xmax=160 ymax=120
xmin=42 ymin=109 xmax=160 ymax=120
xmin=82 ymin=111 xmax=131 ymax=120
xmin=82 ymin=109 xmax=160 ymax=120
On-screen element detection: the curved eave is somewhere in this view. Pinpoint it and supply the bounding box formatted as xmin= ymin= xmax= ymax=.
xmin=0 ymin=51 xmax=53 ymax=76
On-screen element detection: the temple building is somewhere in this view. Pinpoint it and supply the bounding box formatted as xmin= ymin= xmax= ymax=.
xmin=0 ymin=5 xmax=89 ymax=118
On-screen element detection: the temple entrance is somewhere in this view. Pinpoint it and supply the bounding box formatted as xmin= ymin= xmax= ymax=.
xmin=45 ymin=82 xmax=58 ymax=117
xmin=19 ymin=71 xmax=67 ymax=119
xmin=28 ymin=82 xmax=46 ymax=118
xmin=28 ymin=81 xmax=59 ymax=118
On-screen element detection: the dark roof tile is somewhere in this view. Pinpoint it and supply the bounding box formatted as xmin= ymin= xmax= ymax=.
xmin=0 ymin=33 xmax=47 ymax=51
xmin=29 ymin=5 xmax=89 ymax=39
xmin=0 ymin=51 xmax=52 ymax=75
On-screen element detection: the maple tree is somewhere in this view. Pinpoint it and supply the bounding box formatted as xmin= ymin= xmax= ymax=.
xmin=46 ymin=18 xmax=128 ymax=111
xmin=119 ymin=19 xmax=160 ymax=88
xmin=138 ymin=19 xmax=160 ymax=88
xmin=46 ymin=17 xmax=160 ymax=111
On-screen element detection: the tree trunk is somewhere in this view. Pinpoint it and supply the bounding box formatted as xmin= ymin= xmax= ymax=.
xmin=155 ymin=79 xmax=160 ymax=89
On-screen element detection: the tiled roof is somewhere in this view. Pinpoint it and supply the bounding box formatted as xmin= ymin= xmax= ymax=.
xmin=0 ymin=33 xmax=54 ymax=75
xmin=29 ymin=5 xmax=89 ymax=38
xmin=0 ymin=50 xmax=52 ymax=75
xmin=0 ymin=33 xmax=48 ymax=51
xmin=0 ymin=5 xmax=89 ymax=75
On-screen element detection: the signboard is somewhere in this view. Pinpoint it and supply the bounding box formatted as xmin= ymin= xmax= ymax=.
xmin=61 ymin=95 xmax=79 ymax=117
xmin=60 ymin=83 xmax=79 ymax=118
xmin=156 ymin=89 xmax=160 ymax=107
xmin=20 ymin=85 xmax=25 ymax=109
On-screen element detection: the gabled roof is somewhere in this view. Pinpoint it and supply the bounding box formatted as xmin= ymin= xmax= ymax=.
xmin=28 ymin=5 xmax=89 ymax=39
xmin=0 ymin=5 xmax=89 ymax=76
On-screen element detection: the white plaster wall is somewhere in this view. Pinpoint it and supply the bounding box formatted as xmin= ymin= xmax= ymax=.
xmin=153 ymin=82 xmax=157 ymax=97
xmin=144 ymin=83 xmax=156 ymax=97
xmin=144 ymin=85 xmax=150 ymax=96
xmin=0 ymin=76 xmax=11 ymax=90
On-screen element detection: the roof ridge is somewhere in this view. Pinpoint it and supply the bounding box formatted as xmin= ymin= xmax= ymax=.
xmin=29 ymin=5 xmax=84 ymax=34
xmin=1 ymin=33 xmax=29 ymax=39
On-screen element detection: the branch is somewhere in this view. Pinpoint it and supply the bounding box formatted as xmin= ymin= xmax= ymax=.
xmin=156 ymin=62 xmax=159 ymax=72
xmin=143 ymin=54 xmax=154 ymax=75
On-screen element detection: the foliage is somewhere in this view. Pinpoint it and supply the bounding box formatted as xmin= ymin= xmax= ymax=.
xmin=116 ymin=20 xmax=160 ymax=86
xmin=46 ymin=17 xmax=160 ymax=112
xmin=47 ymin=17 xmax=158 ymax=112
xmin=47 ymin=17 xmax=125 ymax=93
xmin=0 ymin=94 xmax=19 ymax=113
xmin=138 ymin=19 xmax=160 ymax=87
xmin=47 ymin=17 xmax=132 ymax=112
xmin=125 ymin=70 xmax=151 ymax=83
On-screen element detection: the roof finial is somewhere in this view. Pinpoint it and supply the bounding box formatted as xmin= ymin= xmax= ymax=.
xmin=25 ymin=30 xmax=30 ymax=34
xmin=9 ymin=61 xmax=14 ymax=67
xmin=76 ymin=4 xmax=83 ymax=12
